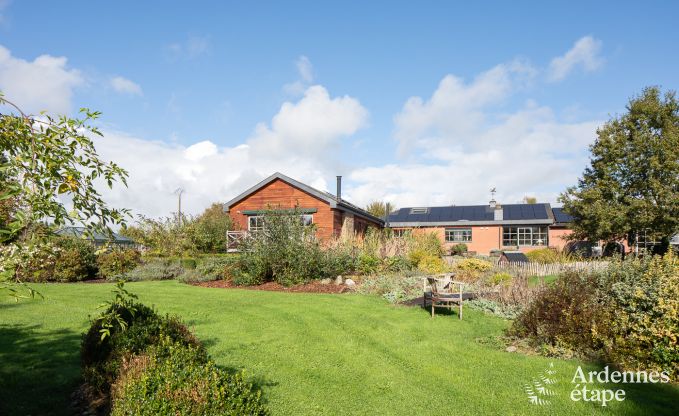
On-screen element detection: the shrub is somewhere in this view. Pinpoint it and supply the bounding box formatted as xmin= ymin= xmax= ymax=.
xmin=97 ymin=249 xmax=141 ymax=278
xmin=1 ymin=237 xmax=98 ymax=282
xmin=236 ymin=208 xmax=353 ymax=286
xmin=81 ymin=283 xmax=203 ymax=393
xmin=449 ymin=243 xmax=468 ymax=256
xmin=408 ymin=232 xmax=444 ymax=258
xmin=180 ymin=258 xmax=197 ymax=269
xmin=179 ymin=256 xmax=239 ymax=283
xmin=357 ymin=253 xmax=381 ymax=275
xmin=123 ymin=259 xmax=184 ymax=281
xmin=417 ymin=255 xmax=449 ymax=274
xmin=525 ymin=248 xmax=573 ymax=264
xmin=356 ymin=272 xmax=422 ymax=303
xmin=0 ymin=240 xmax=59 ymax=282
xmin=382 ymin=255 xmax=414 ymax=273
xmin=81 ymin=282 xmax=267 ymax=415
xmin=454 ymin=258 xmax=492 ymax=280
xmin=511 ymin=254 xmax=679 ymax=380
xmin=489 ymin=272 xmax=513 ymax=286
xmin=53 ymin=237 xmax=98 ymax=282
xmin=111 ymin=338 xmax=268 ymax=416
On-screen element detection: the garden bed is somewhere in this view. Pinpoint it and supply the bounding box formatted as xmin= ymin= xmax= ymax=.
xmin=193 ymin=279 xmax=352 ymax=294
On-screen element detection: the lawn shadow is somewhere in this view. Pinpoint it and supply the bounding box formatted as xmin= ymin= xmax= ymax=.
xmin=0 ymin=324 xmax=83 ymax=416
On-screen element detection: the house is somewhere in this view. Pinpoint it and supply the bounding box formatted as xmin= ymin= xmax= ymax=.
xmin=56 ymin=226 xmax=136 ymax=248
xmin=387 ymin=200 xmax=574 ymax=256
xmin=223 ymin=172 xmax=384 ymax=242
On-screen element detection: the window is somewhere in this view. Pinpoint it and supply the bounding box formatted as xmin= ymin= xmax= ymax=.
xmin=248 ymin=216 xmax=265 ymax=232
xmin=502 ymin=226 xmax=548 ymax=246
xmin=445 ymin=228 xmax=472 ymax=243
xmin=409 ymin=207 xmax=429 ymax=214
xmin=392 ymin=229 xmax=411 ymax=238
xmin=248 ymin=214 xmax=313 ymax=232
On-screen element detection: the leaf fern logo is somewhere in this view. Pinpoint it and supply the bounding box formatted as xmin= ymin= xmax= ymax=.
xmin=524 ymin=362 xmax=558 ymax=405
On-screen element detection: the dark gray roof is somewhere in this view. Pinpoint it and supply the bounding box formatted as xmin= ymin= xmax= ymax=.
xmin=56 ymin=226 xmax=134 ymax=243
xmin=387 ymin=203 xmax=553 ymax=226
xmin=502 ymin=251 xmax=529 ymax=263
xmin=223 ymin=172 xmax=384 ymax=224
xmin=552 ymin=207 xmax=574 ymax=225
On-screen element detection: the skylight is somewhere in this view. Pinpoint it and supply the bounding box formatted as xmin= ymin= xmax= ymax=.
xmin=409 ymin=207 xmax=429 ymax=214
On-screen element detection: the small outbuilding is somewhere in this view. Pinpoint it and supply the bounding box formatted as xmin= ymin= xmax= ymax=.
xmin=56 ymin=226 xmax=136 ymax=248
xmin=498 ymin=251 xmax=529 ymax=263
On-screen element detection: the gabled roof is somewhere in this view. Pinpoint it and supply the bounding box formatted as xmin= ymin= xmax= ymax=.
xmin=223 ymin=172 xmax=384 ymax=224
xmin=551 ymin=207 xmax=574 ymax=226
xmin=387 ymin=203 xmax=554 ymax=226
xmin=56 ymin=226 xmax=134 ymax=243
xmin=501 ymin=251 xmax=529 ymax=263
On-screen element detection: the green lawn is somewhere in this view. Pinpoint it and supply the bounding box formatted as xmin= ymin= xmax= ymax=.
xmin=1 ymin=281 xmax=677 ymax=415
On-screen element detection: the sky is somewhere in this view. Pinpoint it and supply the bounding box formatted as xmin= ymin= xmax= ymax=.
xmin=1 ymin=1 xmax=678 ymax=219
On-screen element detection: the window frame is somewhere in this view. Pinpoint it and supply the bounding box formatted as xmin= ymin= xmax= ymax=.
xmin=502 ymin=225 xmax=548 ymax=247
xmin=445 ymin=227 xmax=472 ymax=243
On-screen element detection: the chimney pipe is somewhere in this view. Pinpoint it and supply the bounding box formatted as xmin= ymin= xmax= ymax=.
xmin=336 ymin=176 xmax=342 ymax=202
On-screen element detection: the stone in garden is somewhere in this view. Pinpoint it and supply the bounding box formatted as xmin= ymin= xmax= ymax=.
xmin=320 ymin=278 xmax=332 ymax=285
xmin=334 ymin=275 xmax=343 ymax=285
xmin=344 ymin=278 xmax=356 ymax=287
xmin=505 ymin=346 xmax=517 ymax=353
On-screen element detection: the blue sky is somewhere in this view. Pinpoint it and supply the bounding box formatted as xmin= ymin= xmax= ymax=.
xmin=1 ymin=1 xmax=677 ymax=217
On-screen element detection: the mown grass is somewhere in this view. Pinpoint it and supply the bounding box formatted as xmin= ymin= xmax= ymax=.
xmin=1 ymin=281 xmax=677 ymax=415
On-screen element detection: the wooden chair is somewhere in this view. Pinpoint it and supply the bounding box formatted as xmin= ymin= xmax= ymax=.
xmin=423 ymin=274 xmax=464 ymax=319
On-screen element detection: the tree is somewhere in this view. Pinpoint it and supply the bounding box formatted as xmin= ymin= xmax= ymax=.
xmin=365 ymin=201 xmax=397 ymax=219
xmin=1 ymin=95 xmax=130 ymax=293
xmin=523 ymin=196 xmax=537 ymax=204
xmin=559 ymin=87 xmax=679 ymax=252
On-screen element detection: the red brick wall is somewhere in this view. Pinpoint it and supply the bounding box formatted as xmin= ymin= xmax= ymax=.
xmin=228 ymin=178 xmax=336 ymax=240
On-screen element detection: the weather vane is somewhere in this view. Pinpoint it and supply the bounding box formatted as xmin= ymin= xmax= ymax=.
xmin=490 ymin=187 xmax=496 ymax=200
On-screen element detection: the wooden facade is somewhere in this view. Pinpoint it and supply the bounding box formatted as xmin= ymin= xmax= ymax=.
xmin=225 ymin=173 xmax=383 ymax=240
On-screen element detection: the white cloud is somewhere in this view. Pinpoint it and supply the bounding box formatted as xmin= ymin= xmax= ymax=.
xmin=0 ymin=44 xmax=83 ymax=114
xmin=110 ymin=76 xmax=143 ymax=96
xmin=548 ymin=36 xmax=604 ymax=82
xmin=284 ymin=55 xmax=315 ymax=96
xmin=166 ymin=35 xmax=211 ymax=60
xmin=95 ymin=84 xmax=369 ymax=218
xmin=342 ymin=62 xmax=601 ymax=208
xmin=394 ymin=59 xmax=536 ymax=155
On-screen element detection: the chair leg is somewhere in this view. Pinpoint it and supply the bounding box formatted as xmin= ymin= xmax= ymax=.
xmin=459 ymin=301 xmax=463 ymax=320
xmin=431 ymin=302 xmax=434 ymax=317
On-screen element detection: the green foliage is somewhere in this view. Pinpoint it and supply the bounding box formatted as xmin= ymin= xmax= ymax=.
xmin=560 ymin=87 xmax=679 ymax=249
xmin=123 ymin=259 xmax=183 ymax=282
xmin=525 ymin=248 xmax=574 ymax=264
xmin=408 ymin=232 xmax=444 ymax=258
xmin=364 ymin=201 xmax=397 ymax=219
xmin=179 ymin=256 xmax=240 ymax=283
xmin=489 ymin=272 xmax=513 ymax=286
xmin=81 ymin=282 xmax=205 ymax=392
xmin=0 ymin=96 xmax=129 ymax=298
xmin=52 ymin=237 xmax=98 ymax=282
xmin=511 ymin=254 xmax=679 ymax=380
xmin=236 ymin=208 xmax=350 ymax=286
xmin=449 ymin=243 xmax=468 ymax=256
xmin=0 ymin=236 xmax=97 ymax=282
xmin=466 ymin=298 xmax=521 ymax=319
xmin=122 ymin=204 xmax=233 ymax=257
xmin=180 ymin=258 xmax=197 ymax=269
xmin=97 ymin=249 xmax=141 ymax=278
xmin=111 ymin=338 xmax=269 ymax=416
xmin=381 ymin=255 xmax=415 ymax=273
xmin=357 ymin=253 xmax=381 ymax=275
xmin=454 ymin=258 xmax=493 ymax=281
xmin=356 ymin=272 xmax=423 ymax=303
xmin=417 ymin=255 xmax=449 ymax=274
